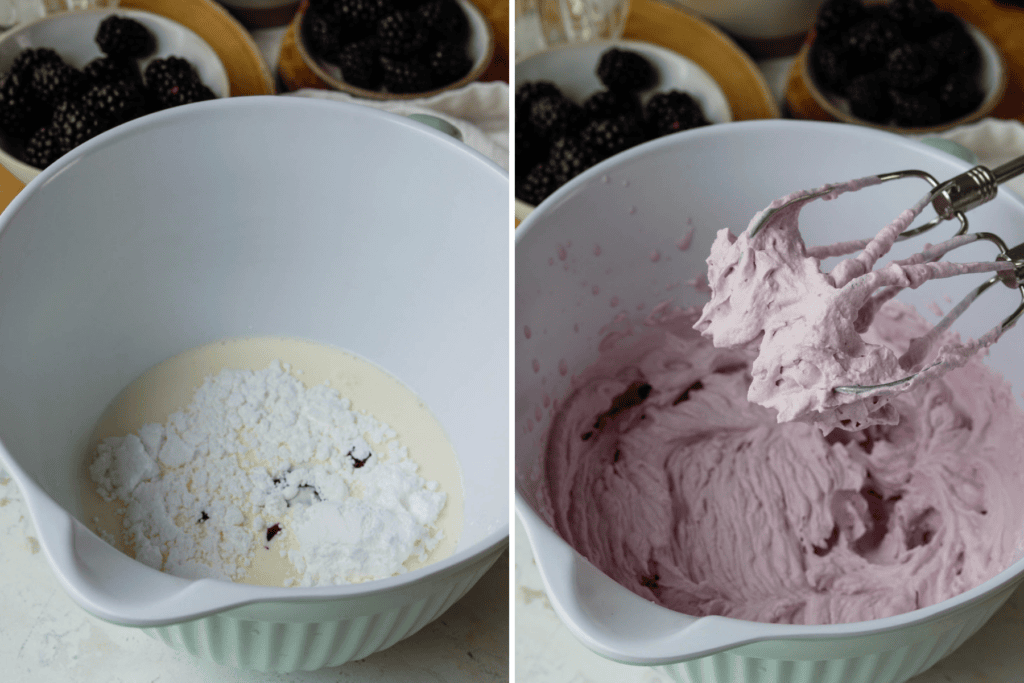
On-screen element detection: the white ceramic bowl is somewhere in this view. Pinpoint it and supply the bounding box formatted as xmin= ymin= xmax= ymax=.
xmin=799 ymin=19 xmax=1006 ymax=134
xmin=0 ymin=8 xmax=230 ymax=184
xmin=515 ymin=119 xmax=1024 ymax=683
xmin=294 ymin=0 xmax=494 ymax=100
xmin=0 ymin=96 xmax=508 ymax=672
xmin=514 ymin=38 xmax=733 ymax=222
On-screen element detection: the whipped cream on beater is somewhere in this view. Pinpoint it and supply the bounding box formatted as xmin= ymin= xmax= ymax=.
xmin=695 ymin=177 xmax=1015 ymax=431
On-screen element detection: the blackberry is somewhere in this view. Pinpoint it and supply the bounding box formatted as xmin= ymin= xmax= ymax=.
xmin=809 ymin=41 xmax=852 ymax=92
xmin=30 ymin=60 xmax=86 ymax=106
xmin=0 ymin=71 xmax=43 ymax=139
xmin=886 ymin=0 xmax=941 ymax=40
xmin=303 ymin=7 xmax=346 ymax=62
xmin=336 ymin=0 xmax=394 ymax=39
xmin=886 ymin=43 xmax=939 ymax=92
xmin=20 ymin=124 xmax=66 ymax=168
xmin=515 ymin=80 xmax=561 ymax=118
xmin=52 ymin=99 xmax=110 ymax=150
xmin=376 ymin=10 xmax=429 ymax=57
xmin=887 ymin=0 xmax=938 ymax=24
xmin=515 ymin=125 xmax=548 ymax=174
xmin=82 ymin=82 xmax=146 ymax=126
xmin=644 ymin=90 xmax=708 ymax=139
xmin=842 ymin=17 xmax=902 ymax=73
xmin=516 ymin=162 xmax=558 ymax=205
xmin=528 ymin=94 xmax=582 ymax=140
xmin=936 ymin=71 xmax=983 ymax=120
xmin=95 ymin=15 xmax=156 ymax=59
xmin=337 ymin=38 xmax=383 ymax=89
xmin=814 ymin=0 xmax=867 ymax=44
xmin=890 ymin=89 xmax=942 ymax=127
xmin=845 ymin=73 xmax=893 ymax=123
xmin=417 ymin=0 xmax=468 ymax=40
xmin=83 ymin=56 xmax=144 ymax=92
xmin=927 ymin=17 xmax=981 ymax=72
xmin=579 ymin=115 xmax=644 ymax=161
xmin=547 ymin=136 xmax=596 ymax=184
xmin=144 ymin=57 xmax=215 ymax=111
xmin=425 ymin=40 xmax=472 ymax=87
xmin=582 ymin=89 xmax=642 ymax=122
xmin=596 ymin=48 xmax=656 ymax=92
xmin=9 ymin=48 xmax=62 ymax=79
xmin=380 ymin=55 xmax=432 ymax=92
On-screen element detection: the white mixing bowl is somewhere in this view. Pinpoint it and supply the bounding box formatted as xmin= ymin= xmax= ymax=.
xmin=516 ymin=120 xmax=1024 ymax=683
xmin=0 ymin=96 xmax=508 ymax=672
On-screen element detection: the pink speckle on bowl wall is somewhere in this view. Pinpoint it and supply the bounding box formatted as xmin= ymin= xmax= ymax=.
xmin=594 ymin=244 xmax=602 ymax=256
xmin=558 ymin=359 xmax=568 ymax=376
xmin=532 ymin=358 xmax=540 ymax=373
xmin=524 ymin=326 xmax=532 ymax=339
xmin=650 ymin=250 xmax=661 ymax=262
xmin=609 ymin=296 xmax=619 ymax=307
xmin=592 ymin=285 xmax=600 ymax=296
xmin=677 ymin=225 xmax=696 ymax=251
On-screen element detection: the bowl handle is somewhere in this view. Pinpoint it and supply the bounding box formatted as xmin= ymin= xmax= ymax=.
xmin=405 ymin=114 xmax=464 ymax=141
xmin=14 ymin=471 xmax=261 ymax=626
xmin=517 ymin=496 xmax=773 ymax=664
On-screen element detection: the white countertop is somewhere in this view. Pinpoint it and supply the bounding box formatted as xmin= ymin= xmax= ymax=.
xmin=0 ymin=467 xmax=508 ymax=682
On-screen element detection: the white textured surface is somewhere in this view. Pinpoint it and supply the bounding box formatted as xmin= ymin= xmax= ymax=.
xmin=516 ymin=517 xmax=1024 ymax=682
xmin=0 ymin=467 xmax=508 ymax=682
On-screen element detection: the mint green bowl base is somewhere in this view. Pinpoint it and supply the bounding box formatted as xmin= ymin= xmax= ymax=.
xmin=142 ymin=545 xmax=505 ymax=672
xmin=660 ymin=580 xmax=1017 ymax=683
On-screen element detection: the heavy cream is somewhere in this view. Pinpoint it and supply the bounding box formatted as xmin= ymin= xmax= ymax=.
xmin=81 ymin=337 xmax=463 ymax=587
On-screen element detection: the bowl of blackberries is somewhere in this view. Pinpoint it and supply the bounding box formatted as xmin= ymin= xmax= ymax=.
xmin=296 ymin=0 xmax=494 ymax=99
xmin=801 ymin=0 xmax=1006 ymax=132
xmin=515 ymin=41 xmax=732 ymax=221
xmin=0 ymin=9 xmax=229 ymax=182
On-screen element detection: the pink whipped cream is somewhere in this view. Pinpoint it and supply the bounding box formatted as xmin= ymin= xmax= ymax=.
xmin=694 ymin=178 xmax=1015 ymax=432
xmin=542 ymin=305 xmax=1024 ymax=625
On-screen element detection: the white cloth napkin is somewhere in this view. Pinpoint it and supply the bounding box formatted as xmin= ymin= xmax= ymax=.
xmin=914 ymin=117 xmax=1024 ymax=201
xmin=287 ymin=82 xmax=510 ymax=170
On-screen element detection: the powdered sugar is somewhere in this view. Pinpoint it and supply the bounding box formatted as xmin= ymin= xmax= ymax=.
xmin=89 ymin=359 xmax=447 ymax=586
